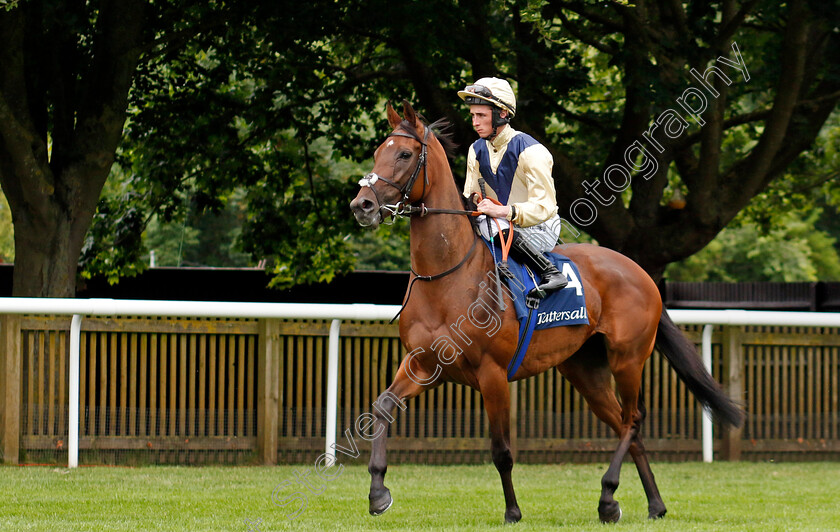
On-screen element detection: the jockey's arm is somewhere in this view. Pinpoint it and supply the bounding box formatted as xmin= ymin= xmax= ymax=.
xmin=463 ymin=146 xmax=482 ymax=200
xmin=464 ymin=146 xmax=508 ymax=217
xmin=507 ymin=144 xmax=557 ymax=228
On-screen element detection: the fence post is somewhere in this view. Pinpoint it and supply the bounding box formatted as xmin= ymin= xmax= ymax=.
xmin=721 ymin=325 xmax=744 ymax=461
xmin=701 ymin=324 xmax=714 ymax=462
xmin=258 ymin=319 xmax=281 ymax=465
xmin=0 ymin=315 xmax=21 ymax=464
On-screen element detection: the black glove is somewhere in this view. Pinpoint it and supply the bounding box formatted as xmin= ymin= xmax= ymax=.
xmin=463 ymin=192 xmax=480 ymax=212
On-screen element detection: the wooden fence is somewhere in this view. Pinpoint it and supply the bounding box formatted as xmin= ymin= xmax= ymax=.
xmin=1 ymin=315 xmax=838 ymax=465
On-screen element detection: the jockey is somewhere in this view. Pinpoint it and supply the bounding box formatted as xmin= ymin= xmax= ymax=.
xmin=458 ymin=77 xmax=568 ymax=300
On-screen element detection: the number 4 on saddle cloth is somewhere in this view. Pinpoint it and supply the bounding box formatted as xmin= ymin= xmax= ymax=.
xmin=480 ymin=238 xmax=589 ymax=381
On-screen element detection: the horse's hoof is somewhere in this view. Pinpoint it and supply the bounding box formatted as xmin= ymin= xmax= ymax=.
xmin=648 ymin=504 xmax=667 ymax=519
xmin=598 ymin=501 xmax=622 ymax=524
xmin=504 ymin=507 xmax=522 ymax=524
xmin=369 ymin=487 xmax=393 ymax=516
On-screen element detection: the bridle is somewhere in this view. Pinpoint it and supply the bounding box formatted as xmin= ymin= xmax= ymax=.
xmin=358 ymin=124 xmax=485 ymax=223
xmin=357 ymin=125 xmax=431 ymax=224
xmin=356 ymin=123 xmax=484 ymax=321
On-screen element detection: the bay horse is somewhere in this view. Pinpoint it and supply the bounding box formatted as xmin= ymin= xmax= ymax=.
xmin=349 ymin=101 xmax=743 ymax=524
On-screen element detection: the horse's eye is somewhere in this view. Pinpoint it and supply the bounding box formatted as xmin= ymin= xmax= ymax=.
xmin=398 ymin=151 xmax=412 ymax=160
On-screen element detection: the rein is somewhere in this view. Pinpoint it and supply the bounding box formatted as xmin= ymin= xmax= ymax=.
xmin=387 ymin=203 xmax=481 ymax=218
xmin=357 ymin=122 xmax=508 ymax=321
xmin=359 ymin=125 xmax=484 ymax=222
xmin=386 ymin=191 xmax=513 ymax=322
xmin=390 ymin=231 xmax=479 ymax=323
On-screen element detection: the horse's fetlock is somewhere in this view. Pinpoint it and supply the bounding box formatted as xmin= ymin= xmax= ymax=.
xmin=600 ymin=476 xmax=618 ymax=492
xmin=368 ymin=463 xmax=387 ymax=478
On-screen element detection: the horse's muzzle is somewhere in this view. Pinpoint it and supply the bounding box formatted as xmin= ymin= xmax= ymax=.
xmin=350 ymin=194 xmax=381 ymax=228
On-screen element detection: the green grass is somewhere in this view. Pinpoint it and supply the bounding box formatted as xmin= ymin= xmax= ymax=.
xmin=1 ymin=462 xmax=839 ymax=531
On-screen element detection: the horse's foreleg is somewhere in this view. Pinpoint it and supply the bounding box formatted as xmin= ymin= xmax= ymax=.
xmin=479 ymin=369 xmax=521 ymax=524
xmin=368 ymin=370 xmax=428 ymax=516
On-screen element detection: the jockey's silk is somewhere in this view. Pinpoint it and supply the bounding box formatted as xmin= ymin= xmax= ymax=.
xmin=463 ymin=125 xmax=557 ymax=228
xmin=473 ymin=133 xmax=539 ymax=204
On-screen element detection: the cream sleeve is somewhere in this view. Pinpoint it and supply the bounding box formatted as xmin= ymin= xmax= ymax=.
xmin=509 ymin=143 xmax=558 ymax=227
xmin=463 ymin=145 xmax=481 ymax=199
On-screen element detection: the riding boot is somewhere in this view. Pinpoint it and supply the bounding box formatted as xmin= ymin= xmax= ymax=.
xmin=509 ymin=232 xmax=568 ymax=301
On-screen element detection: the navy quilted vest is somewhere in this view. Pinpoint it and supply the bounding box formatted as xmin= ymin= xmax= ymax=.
xmin=472 ymin=133 xmax=539 ymax=205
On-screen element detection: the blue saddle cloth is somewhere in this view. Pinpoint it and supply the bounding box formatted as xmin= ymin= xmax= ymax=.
xmin=480 ymin=239 xmax=588 ymax=380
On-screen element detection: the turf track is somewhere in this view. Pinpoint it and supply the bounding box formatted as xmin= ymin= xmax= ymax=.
xmin=1 ymin=462 xmax=838 ymax=531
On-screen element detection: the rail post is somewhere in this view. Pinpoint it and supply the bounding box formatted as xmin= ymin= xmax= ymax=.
xmin=325 ymin=319 xmax=341 ymax=464
xmin=257 ymin=319 xmax=281 ymax=465
xmin=721 ymin=325 xmax=744 ymax=461
xmin=701 ymin=324 xmax=714 ymax=462
xmin=68 ymin=315 xmax=82 ymax=468
xmin=0 ymin=315 xmax=21 ymax=464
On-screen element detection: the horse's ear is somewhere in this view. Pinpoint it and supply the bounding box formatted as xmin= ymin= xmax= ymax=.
xmin=402 ymin=100 xmax=419 ymax=130
xmin=386 ymin=101 xmax=402 ymax=129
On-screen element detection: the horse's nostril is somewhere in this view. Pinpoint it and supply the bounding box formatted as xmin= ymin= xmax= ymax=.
xmin=361 ymin=199 xmax=375 ymax=212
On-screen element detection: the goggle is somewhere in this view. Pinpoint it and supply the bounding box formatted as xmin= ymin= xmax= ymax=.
xmin=464 ymin=84 xmax=494 ymax=98
xmin=462 ymin=84 xmax=514 ymax=113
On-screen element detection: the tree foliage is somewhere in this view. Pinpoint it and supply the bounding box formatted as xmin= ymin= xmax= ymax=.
xmin=0 ymin=0 xmax=251 ymax=295
xmin=667 ymin=108 xmax=840 ymax=282
xmin=102 ymin=0 xmax=840 ymax=285
xmin=1 ymin=0 xmax=839 ymax=295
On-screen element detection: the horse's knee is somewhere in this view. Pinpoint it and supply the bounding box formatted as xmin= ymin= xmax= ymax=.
xmin=491 ymin=445 xmax=513 ymax=473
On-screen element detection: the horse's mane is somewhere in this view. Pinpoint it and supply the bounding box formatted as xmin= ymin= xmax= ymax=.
xmin=396 ymin=118 xmax=458 ymax=160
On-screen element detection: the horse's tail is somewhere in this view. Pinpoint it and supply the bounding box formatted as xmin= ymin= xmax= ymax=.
xmin=655 ymin=309 xmax=745 ymax=427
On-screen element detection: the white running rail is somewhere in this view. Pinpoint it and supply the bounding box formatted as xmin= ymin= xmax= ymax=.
xmin=1 ymin=298 xmax=839 ymax=466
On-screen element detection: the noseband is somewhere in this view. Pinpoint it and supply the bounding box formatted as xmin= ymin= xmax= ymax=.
xmin=358 ymin=126 xmax=430 ymax=222
xmin=356 ymin=122 xmax=482 ymax=322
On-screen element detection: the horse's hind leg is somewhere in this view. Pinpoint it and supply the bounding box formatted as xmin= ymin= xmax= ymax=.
xmin=603 ymin=351 xmax=662 ymax=522
xmin=558 ymin=352 xmax=627 ymax=522
xmin=628 ymin=396 xmax=666 ymax=519
xmin=559 ymin=340 xmax=666 ymax=522
xmin=478 ymin=367 xmax=521 ymax=524
xmin=368 ymin=369 xmax=430 ymax=516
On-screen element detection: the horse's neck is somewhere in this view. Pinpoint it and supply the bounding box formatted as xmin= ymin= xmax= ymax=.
xmin=409 ymin=168 xmax=477 ymax=277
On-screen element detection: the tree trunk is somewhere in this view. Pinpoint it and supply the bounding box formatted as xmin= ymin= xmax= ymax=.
xmin=0 ymin=0 xmax=146 ymax=297
xmin=7 ymin=169 xmax=102 ymax=297
xmin=12 ymin=216 xmax=84 ymax=298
